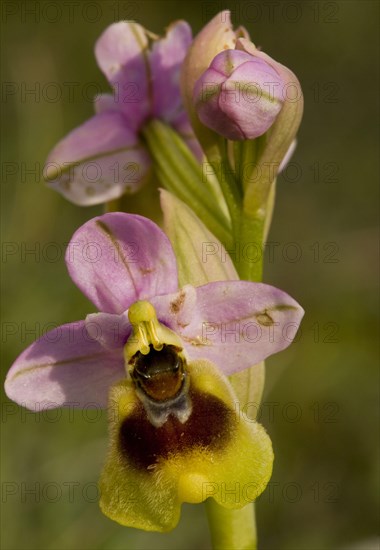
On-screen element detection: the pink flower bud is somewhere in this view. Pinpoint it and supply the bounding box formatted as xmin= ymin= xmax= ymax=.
xmin=194 ymin=49 xmax=285 ymax=140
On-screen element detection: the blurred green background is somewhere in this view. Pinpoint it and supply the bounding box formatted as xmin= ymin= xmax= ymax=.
xmin=1 ymin=1 xmax=379 ymax=549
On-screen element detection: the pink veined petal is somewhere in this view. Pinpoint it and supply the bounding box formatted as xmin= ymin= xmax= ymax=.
xmin=150 ymin=285 xmax=198 ymax=346
xmin=45 ymin=111 xmax=151 ymax=206
xmin=95 ymin=21 xmax=151 ymax=132
xmin=150 ymin=21 xmax=192 ymax=122
xmin=152 ymin=282 xmax=304 ymax=374
xmin=66 ymin=213 xmax=179 ymax=315
xmin=4 ymin=321 xmax=125 ymax=410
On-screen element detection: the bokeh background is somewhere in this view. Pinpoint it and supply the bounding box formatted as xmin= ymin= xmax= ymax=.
xmin=1 ymin=1 xmax=379 ymax=549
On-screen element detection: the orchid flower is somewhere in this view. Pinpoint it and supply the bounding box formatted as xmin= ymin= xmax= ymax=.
xmin=44 ymin=22 xmax=200 ymax=206
xmin=5 ymin=213 xmax=304 ymax=531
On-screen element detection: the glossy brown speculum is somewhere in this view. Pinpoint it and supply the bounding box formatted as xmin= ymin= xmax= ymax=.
xmin=130 ymin=344 xmax=186 ymax=402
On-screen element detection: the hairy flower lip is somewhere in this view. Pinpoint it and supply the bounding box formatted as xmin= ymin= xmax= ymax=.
xmin=99 ymin=358 xmax=274 ymax=532
xmin=118 ymin=385 xmax=232 ymax=470
xmin=5 ymin=212 xmax=304 ymax=410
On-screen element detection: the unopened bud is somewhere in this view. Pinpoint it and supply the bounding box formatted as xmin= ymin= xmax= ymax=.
xmin=194 ymin=49 xmax=285 ymax=141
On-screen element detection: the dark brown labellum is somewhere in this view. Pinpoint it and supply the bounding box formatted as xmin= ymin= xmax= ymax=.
xmin=118 ymin=388 xmax=236 ymax=471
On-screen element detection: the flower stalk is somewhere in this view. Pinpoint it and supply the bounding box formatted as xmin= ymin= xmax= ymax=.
xmin=204 ymin=195 xmax=265 ymax=547
xmin=205 ymin=500 xmax=257 ymax=550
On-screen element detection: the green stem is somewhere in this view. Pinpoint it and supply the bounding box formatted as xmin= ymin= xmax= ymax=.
xmin=233 ymin=212 xmax=265 ymax=282
xmin=239 ymin=136 xmax=267 ymax=194
xmin=205 ymin=141 xmax=242 ymax=241
xmin=204 ymin=208 xmax=265 ymax=550
xmin=205 ymin=500 xmax=257 ymax=550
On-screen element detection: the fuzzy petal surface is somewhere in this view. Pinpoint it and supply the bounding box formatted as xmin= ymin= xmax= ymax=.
xmin=5 ymin=321 xmax=124 ymax=410
xmin=66 ymin=213 xmax=179 ymax=314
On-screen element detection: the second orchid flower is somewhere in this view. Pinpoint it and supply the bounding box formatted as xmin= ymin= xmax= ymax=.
xmin=45 ymin=21 xmax=200 ymax=206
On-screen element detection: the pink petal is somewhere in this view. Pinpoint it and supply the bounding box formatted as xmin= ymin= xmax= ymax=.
xmin=85 ymin=311 xmax=131 ymax=349
xmin=180 ymin=10 xmax=237 ymax=153
xmin=194 ymin=50 xmax=284 ymax=141
xmin=95 ymin=22 xmax=151 ymax=132
xmin=151 ymin=284 xmax=198 ymax=337
xmin=45 ymin=112 xmax=151 ymax=205
xmin=66 ymin=213 xmax=179 ymax=314
xmin=152 ymin=282 xmax=304 ymax=374
xmin=150 ymin=21 xmax=192 ymax=122
xmin=4 ymin=321 xmax=125 ymax=410
xmin=219 ymin=60 xmax=283 ymax=140
xmin=94 ymin=93 xmax=119 ymax=114
xmin=193 ymin=67 xmax=233 ymax=134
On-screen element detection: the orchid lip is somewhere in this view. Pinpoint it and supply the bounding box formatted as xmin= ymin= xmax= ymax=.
xmin=100 ymin=359 xmax=274 ymax=531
